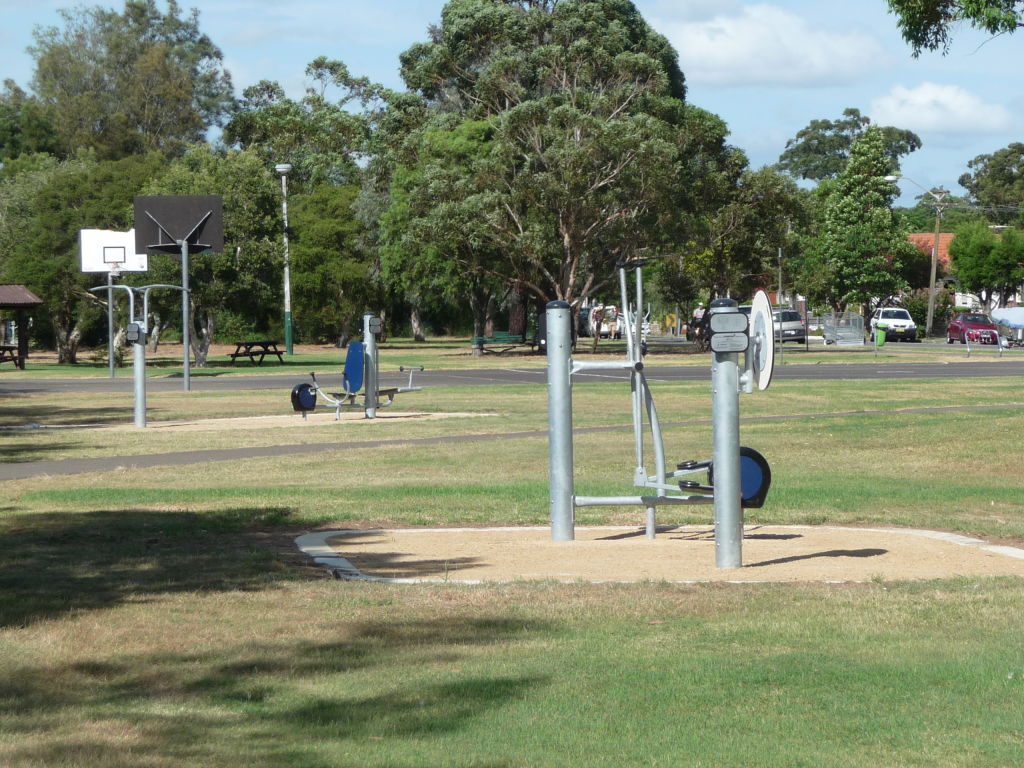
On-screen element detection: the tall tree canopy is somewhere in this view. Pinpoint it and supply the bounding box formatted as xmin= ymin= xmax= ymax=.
xmin=888 ymin=0 xmax=1024 ymax=55
xmin=225 ymin=57 xmax=387 ymax=189
xmin=778 ymin=108 xmax=921 ymax=182
xmin=27 ymin=0 xmax=233 ymax=159
xmin=288 ymin=182 xmax=372 ymax=346
xmin=0 ymin=80 xmax=59 ymax=165
xmin=677 ymin=159 xmax=806 ymax=302
xmin=0 ymin=151 xmax=167 ymax=362
xmin=385 ymin=0 xmax=729 ymax=313
xmin=958 ymin=142 xmax=1024 ymax=225
xmin=797 ymin=127 xmax=917 ymax=312
xmin=949 ymin=220 xmax=1024 ymax=307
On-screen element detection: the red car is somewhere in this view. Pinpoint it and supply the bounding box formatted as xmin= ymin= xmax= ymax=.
xmin=947 ymin=312 xmax=1000 ymax=344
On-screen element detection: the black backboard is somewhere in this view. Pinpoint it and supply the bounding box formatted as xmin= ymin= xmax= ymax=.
xmin=133 ymin=195 xmax=224 ymax=254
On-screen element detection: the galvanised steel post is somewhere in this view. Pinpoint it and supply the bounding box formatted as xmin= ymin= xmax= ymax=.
xmin=133 ymin=325 xmax=146 ymax=428
xmin=546 ymin=300 xmax=575 ymax=541
xmin=107 ymin=273 xmax=116 ymax=379
xmin=179 ymin=238 xmax=191 ymax=392
xmin=363 ymin=312 xmax=378 ymax=419
xmin=710 ymin=298 xmax=743 ymax=568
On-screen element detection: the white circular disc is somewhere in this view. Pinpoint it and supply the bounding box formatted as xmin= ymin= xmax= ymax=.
xmin=750 ymin=290 xmax=774 ymax=390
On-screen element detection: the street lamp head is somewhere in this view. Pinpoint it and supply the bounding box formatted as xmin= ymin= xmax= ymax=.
xmin=275 ymin=163 xmax=292 ymax=176
xmin=883 ymin=175 xmax=900 ymax=182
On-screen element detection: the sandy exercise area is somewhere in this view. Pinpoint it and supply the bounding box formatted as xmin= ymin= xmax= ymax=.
xmin=295 ymin=525 xmax=1024 ymax=584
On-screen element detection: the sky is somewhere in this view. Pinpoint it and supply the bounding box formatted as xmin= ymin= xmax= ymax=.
xmin=1 ymin=0 xmax=1022 ymax=207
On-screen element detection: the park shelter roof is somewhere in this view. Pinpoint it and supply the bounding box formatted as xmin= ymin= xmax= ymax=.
xmin=0 ymin=284 xmax=43 ymax=309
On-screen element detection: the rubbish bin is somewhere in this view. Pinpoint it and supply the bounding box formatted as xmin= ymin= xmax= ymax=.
xmin=874 ymin=322 xmax=888 ymax=346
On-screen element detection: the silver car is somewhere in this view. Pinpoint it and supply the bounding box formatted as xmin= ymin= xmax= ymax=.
xmin=773 ymin=309 xmax=805 ymax=343
xmin=737 ymin=305 xmax=805 ymax=344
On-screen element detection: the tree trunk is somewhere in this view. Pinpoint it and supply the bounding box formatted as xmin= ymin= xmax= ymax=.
xmin=191 ymin=310 xmax=215 ymax=367
xmin=147 ymin=312 xmax=171 ymax=353
xmin=468 ymin=283 xmax=494 ymax=357
xmin=112 ymin=326 xmax=127 ymax=367
xmin=410 ymin=306 xmax=426 ymax=342
xmin=508 ymin=288 xmax=527 ymax=336
xmin=55 ymin=324 xmax=82 ymax=364
xmin=484 ymin=294 xmax=496 ymax=337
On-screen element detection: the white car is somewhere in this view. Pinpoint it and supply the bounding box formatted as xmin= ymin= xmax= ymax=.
xmin=870 ymin=307 xmax=917 ymax=342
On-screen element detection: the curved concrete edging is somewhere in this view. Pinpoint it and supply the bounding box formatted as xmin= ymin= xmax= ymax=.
xmin=294 ymin=525 xmax=1024 ymax=585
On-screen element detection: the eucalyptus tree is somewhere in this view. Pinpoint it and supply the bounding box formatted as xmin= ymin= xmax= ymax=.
xmin=888 ymin=0 xmax=1024 ymax=54
xmin=778 ymin=108 xmax=921 ymax=182
xmin=27 ymin=0 xmax=233 ymax=159
xmin=0 ymin=80 xmax=58 ymax=165
xmin=681 ymin=159 xmax=807 ymax=303
xmin=958 ymin=142 xmax=1024 ymax=226
xmin=0 ymin=152 xmax=166 ymax=362
xmin=378 ymin=119 xmax=507 ymax=343
xmin=288 ymin=183 xmax=372 ymax=346
xmin=225 ymin=57 xmax=387 ymax=190
xmin=389 ymin=0 xmax=724 ymax=313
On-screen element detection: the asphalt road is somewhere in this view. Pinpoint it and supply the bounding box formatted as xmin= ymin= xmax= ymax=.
xmin=3 ymin=358 xmax=1024 ymax=395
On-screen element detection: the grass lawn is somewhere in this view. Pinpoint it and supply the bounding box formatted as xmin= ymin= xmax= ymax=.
xmin=1 ymin=354 xmax=1023 ymax=766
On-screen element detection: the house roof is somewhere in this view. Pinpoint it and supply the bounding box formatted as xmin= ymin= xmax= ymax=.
xmin=907 ymin=232 xmax=955 ymax=269
xmin=0 ymin=284 xmax=44 ymax=308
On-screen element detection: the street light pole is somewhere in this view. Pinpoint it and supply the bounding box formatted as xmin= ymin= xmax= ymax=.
xmin=275 ymin=163 xmax=294 ymax=355
xmin=885 ymin=175 xmax=948 ymax=337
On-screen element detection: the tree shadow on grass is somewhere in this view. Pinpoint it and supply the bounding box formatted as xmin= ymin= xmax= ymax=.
xmin=1 ymin=617 xmax=554 ymax=767
xmin=0 ymin=507 xmax=300 ymax=628
xmin=0 ymin=441 xmax=80 ymax=463
xmin=0 ymin=403 xmax=134 ymax=426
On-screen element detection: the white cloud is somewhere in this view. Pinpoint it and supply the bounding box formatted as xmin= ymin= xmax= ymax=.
xmin=645 ymin=0 xmax=743 ymax=23
xmin=657 ymin=4 xmax=889 ymax=87
xmin=870 ymin=82 xmax=1013 ymax=135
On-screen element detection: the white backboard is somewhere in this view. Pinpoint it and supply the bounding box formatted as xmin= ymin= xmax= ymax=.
xmin=80 ymin=229 xmax=148 ymax=273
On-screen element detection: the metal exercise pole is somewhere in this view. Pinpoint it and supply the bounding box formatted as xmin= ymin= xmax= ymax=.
xmin=546 ymin=301 xmax=575 ymax=541
xmin=363 ymin=312 xmax=378 ymax=419
xmin=620 ymin=268 xmax=644 ymax=482
xmin=132 ymin=323 xmax=146 ymax=428
xmin=179 ymin=238 xmax=191 ymax=392
xmin=90 ymin=285 xmax=146 ymax=427
xmin=710 ymin=299 xmax=743 ymax=568
xmin=619 ymin=265 xmax=657 ymax=537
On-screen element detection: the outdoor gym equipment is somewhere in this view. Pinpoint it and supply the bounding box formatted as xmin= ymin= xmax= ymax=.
xmin=87 ymin=282 xmax=186 ymax=428
xmin=546 ymin=263 xmax=774 ymax=568
xmin=291 ymin=312 xmax=424 ymax=420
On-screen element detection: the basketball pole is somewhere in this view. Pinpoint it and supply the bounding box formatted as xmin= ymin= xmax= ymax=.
xmin=180 ymin=238 xmax=190 ymax=392
xmin=107 ymin=272 xmax=115 ymax=379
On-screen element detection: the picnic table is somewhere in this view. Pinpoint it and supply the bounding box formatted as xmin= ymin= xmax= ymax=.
xmin=228 ymin=340 xmax=284 ymax=366
xmin=0 ymin=345 xmax=23 ymax=369
xmin=469 ymin=331 xmax=536 ymax=354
